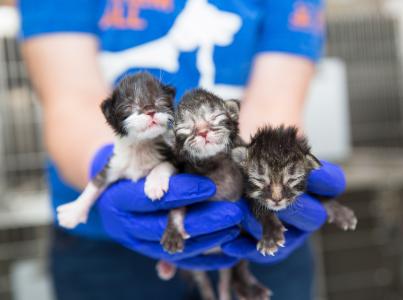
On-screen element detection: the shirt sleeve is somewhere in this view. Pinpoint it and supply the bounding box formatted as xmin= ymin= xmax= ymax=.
xmin=257 ymin=0 xmax=325 ymax=62
xmin=18 ymin=0 xmax=100 ymax=40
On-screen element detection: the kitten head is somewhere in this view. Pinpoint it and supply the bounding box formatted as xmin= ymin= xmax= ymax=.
xmin=101 ymin=72 xmax=175 ymax=140
xmin=234 ymin=126 xmax=321 ymax=211
xmin=174 ymin=88 xmax=240 ymax=160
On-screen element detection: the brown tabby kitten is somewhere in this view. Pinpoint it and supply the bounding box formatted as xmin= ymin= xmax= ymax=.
xmin=158 ymin=89 xmax=269 ymax=300
xmin=234 ymin=126 xmax=357 ymax=258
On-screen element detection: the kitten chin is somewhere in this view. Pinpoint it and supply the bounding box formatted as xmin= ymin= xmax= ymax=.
xmin=185 ymin=140 xmax=227 ymax=159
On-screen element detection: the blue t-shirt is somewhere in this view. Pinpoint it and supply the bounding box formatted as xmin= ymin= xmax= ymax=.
xmin=19 ymin=0 xmax=324 ymax=239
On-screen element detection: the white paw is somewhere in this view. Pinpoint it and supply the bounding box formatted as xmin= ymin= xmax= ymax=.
xmin=144 ymin=173 xmax=170 ymax=201
xmin=56 ymin=201 xmax=89 ymax=229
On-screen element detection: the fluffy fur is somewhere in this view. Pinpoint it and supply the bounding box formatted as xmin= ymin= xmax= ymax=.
xmin=57 ymin=72 xmax=176 ymax=229
xmin=236 ymin=125 xmax=357 ymax=257
xmin=158 ymin=89 xmax=269 ymax=300
xmin=242 ymin=126 xmax=321 ymax=213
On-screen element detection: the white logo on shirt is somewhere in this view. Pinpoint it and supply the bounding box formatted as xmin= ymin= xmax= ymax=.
xmin=99 ymin=0 xmax=244 ymax=99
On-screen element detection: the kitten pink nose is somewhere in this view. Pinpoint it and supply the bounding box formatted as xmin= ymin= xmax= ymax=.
xmin=146 ymin=111 xmax=155 ymax=118
xmin=271 ymin=184 xmax=283 ymax=202
xmin=198 ymin=130 xmax=209 ymax=138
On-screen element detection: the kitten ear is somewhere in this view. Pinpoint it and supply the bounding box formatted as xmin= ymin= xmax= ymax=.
xmin=101 ymin=96 xmax=123 ymax=135
xmin=305 ymin=153 xmax=322 ymax=170
xmin=225 ymin=99 xmax=241 ymax=121
xmin=100 ymin=96 xmax=114 ymax=124
xmin=161 ymin=84 xmax=176 ymax=99
xmin=232 ymin=146 xmax=248 ymax=167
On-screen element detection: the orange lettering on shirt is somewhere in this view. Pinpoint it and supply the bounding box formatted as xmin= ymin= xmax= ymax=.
xmin=100 ymin=0 xmax=173 ymax=30
xmin=100 ymin=0 xmax=127 ymax=29
xmin=127 ymin=0 xmax=146 ymax=29
xmin=290 ymin=3 xmax=311 ymax=29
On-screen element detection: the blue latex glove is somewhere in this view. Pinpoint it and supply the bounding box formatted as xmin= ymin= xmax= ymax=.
xmin=94 ymin=145 xmax=243 ymax=266
xmin=222 ymin=161 xmax=346 ymax=264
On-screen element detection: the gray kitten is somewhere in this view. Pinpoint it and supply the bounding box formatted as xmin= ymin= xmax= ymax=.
xmin=157 ymin=89 xmax=269 ymax=300
xmin=234 ymin=126 xmax=357 ymax=258
xmin=57 ymin=72 xmax=176 ymax=229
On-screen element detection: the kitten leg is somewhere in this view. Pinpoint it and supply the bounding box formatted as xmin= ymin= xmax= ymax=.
xmin=231 ymin=260 xmax=271 ymax=300
xmin=57 ymin=182 xmax=104 ymax=229
xmin=218 ymin=269 xmax=232 ymax=300
xmin=191 ymin=271 xmax=216 ymax=300
xmin=257 ymin=212 xmax=286 ymax=256
xmin=324 ymin=200 xmax=357 ymax=231
xmin=57 ymin=154 xmax=123 ymax=229
xmin=156 ymin=260 xmax=177 ymax=281
xmin=144 ymin=161 xmax=176 ymax=201
xmin=161 ymin=207 xmax=190 ymax=253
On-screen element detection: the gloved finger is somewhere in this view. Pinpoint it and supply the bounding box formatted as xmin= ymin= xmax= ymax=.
xmin=100 ymin=174 xmax=216 ymax=213
xmin=277 ymin=194 xmax=327 ymax=232
xmin=174 ymin=253 xmax=240 ymax=271
xmin=307 ymin=160 xmax=346 ymax=197
xmin=238 ymin=195 xmax=327 ymax=240
xmin=98 ymin=187 xmax=239 ymax=261
xmin=125 ymin=201 xmax=243 ymax=241
xmin=221 ymin=227 xmax=309 ymax=264
xmin=90 ymin=144 xmax=217 ymax=212
xmin=131 ymin=227 xmax=239 ymax=261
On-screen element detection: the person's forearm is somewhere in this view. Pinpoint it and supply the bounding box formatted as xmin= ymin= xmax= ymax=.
xmin=240 ymin=54 xmax=315 ymax=141
xmin=44 ymin=97 xmax=113 ymax=189
xmin=22 ymin=35 xmax=112 ymax=189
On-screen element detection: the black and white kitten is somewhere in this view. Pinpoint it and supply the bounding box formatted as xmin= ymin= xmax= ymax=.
xmin=234 ymin=126 xmax=357 ymax=257
xmin=157 ymin=89 xmax=269 ymax=300
xmin=57 ymin=72 xmax=176 ymax=229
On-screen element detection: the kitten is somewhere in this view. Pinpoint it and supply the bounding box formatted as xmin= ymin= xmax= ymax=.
xmin=234 ymin=126 xmax=357 ymax=258
xmin=157 ymin=89 xmax=269 ymax=300
xmin=57 ymin=72 xmax=176 ymax=229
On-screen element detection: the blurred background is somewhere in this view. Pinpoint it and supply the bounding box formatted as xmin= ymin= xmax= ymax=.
xmin=1 ymin=0 xmax=403 ymax=299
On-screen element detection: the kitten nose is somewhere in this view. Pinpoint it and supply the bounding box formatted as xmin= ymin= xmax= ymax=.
xmin=198 ymin=130 xmax=208 ymax=138
xmin=271 ymin=184 xmax=283 ymax=202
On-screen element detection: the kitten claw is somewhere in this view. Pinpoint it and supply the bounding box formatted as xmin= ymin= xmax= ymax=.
xmin=257 ymin=226 xmax=285 ymax=256
xmin=325 ymin=202 xmax=357 ymax=231
xmin=257 ymin=239 xmax=279 ymax=256
xmin=233 ymin=276 xmax=272 ymax=300
xmin=161 ymin=228 xmax=186 ymax=254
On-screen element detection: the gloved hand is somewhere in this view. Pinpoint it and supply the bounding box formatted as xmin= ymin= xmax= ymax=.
xmin=222 ymin=161 xmax=346 ymax=264
xmin=93 ymin=145 xmax=243 ymax=267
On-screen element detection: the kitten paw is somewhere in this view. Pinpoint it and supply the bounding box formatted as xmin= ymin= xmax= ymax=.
xmin=56 ymin=201 xmax=89 ymax=229
xmin=156 ymin=260 xmax=177 ymax=281
xmin=144 ymin=172 xmax=170 ymax=201
xmin=327 ymin=204 xmax=358 ymax=231
xmin=234 ymin=281 xmax=272 ymax=300
xmin=161 ymin=228 xmax=186 ymax=254
xmin=257 ymin=227 xmax=286 ymax=256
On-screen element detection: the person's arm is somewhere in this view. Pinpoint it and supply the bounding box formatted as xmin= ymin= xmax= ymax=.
xmin=240 ymin=0 xmax=324 ymax=140
xmin=240 ymin=54 xmax=314 ymax=140
xmin=22 ymin=35 xmax=112 ymax=188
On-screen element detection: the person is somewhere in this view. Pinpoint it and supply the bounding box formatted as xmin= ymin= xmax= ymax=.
xmin=19 ymin=0 xmax=345 ymax=299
